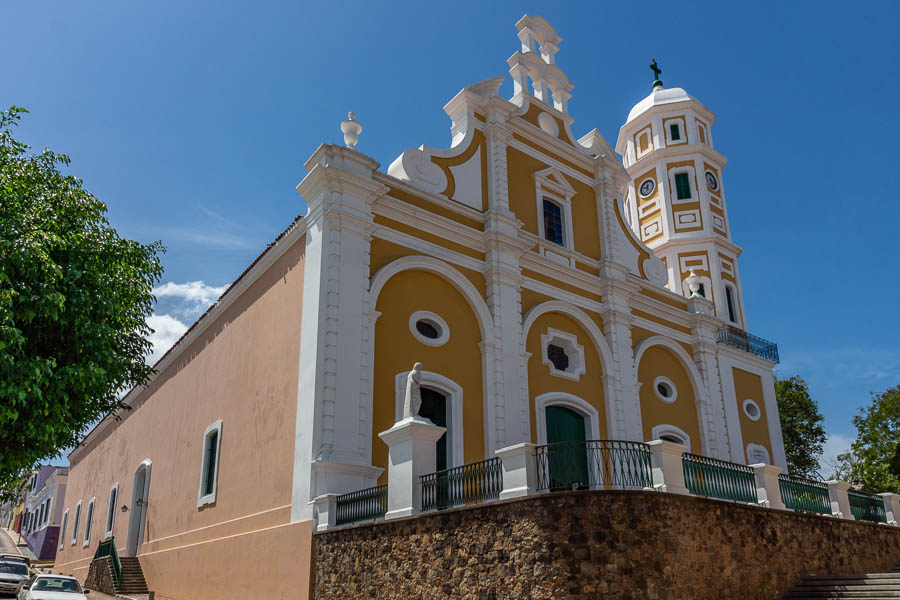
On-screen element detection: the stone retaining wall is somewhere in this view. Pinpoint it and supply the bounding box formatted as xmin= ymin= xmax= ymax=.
xmin=84 ymin=556 xmax=116 ymax=595
xmin=313 ymin=490 xmax=900 ymax=599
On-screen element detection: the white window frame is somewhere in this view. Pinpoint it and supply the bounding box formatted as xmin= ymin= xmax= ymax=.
xmin=197 ymin=420 xmax=223 ymax=508
xmin=664 ymin=117 xmax=687 ymax=146
xmin=59 ymin=510 xmax=68 ymax=550
xmin=408 ymin=310 xmax=450 ymax=347
xmin=652 ymin=376 xmax=678 ymax=404
xmin=723 ymin=283 xmax=741 ymax=326
xmin=635 ymin=125 xmax=654 ymax=159
xmin=394 ymin=370 xmax=464 ymax=469
xmin=105 ymin=483 xmax=119 ymax=538
xmin=540 ymin=327 xmax=586 ymax=381
xmin=533 ymin=167 xmax=576 ymax=259
xmin=651 ymin=424 xmax=692 ymax=452
xmin=534 ymin=392 xmax=601 ymax=445
xmin=668 ymin=165 xmax=697 ymax=203
xmin=742 ymin=399 xmax=762 ymax=422
xmin=71 ymin=501 xmax=81 ymax=545
xmin=746 ymin=443 xmax=771 ymax=465
xmin=82 ymin=497 xmax=95 ymax=547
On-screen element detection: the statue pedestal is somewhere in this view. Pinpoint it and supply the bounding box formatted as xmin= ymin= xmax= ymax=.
xmin=378 ymin=417 xmax=446 ymax=519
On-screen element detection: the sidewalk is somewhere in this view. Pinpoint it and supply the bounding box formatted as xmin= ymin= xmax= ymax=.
xmin=0 ymin=527 xmax=36 ymax=561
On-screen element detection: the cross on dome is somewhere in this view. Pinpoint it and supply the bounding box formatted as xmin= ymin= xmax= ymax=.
xmin=650 ymin=58 xmax=663 ymax=89
xmin=507 ymin=15 xmax=574 ymax=114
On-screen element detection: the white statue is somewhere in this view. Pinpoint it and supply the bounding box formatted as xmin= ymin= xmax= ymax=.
xmin=402 ymin=363 xmax=423 ymax=419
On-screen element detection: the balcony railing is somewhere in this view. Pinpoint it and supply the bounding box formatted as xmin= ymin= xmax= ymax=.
xmin=335 ymin=484 xmax=388 ymax=526
xmin=682 ymin=453 xmax=758 ymax=503
xmin=420 ymin=457 xmax=503 ymax=512
xmin=779 ymin=473 xmax=831 ymax=515
xmin=848 ymin=489 xmax=887 ymax=523
xmin=716 ymin=325 xmax=780 ymax=364
xmin=535 ymin=440 xmax=653 ymax=491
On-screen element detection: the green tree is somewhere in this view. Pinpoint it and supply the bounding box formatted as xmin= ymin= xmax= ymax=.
xmin=776 ymin=375 xmax=827 ymax=477
xmin=837 ymin=385 xmax=900 ymax=493
xmin=0 ymin=107 xmax=164 ymax=484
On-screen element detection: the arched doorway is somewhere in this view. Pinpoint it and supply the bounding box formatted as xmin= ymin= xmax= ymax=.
xmin=126 ymin=460 xmax=151 ymax=557
xmin=545 ymin=405 xmax=588 ymax=490
xmin=418 ymin=387 xmax=449 ymax=472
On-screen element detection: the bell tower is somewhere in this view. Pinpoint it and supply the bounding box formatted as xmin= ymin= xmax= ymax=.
xmin=615 ymin=62 xmax=747 ymax=328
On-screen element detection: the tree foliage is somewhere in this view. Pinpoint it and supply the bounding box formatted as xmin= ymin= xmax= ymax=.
xmin=776 ymin=375 xmax=827 ymax=477
xmin=837 ymin=385 xmax=900 ymax=493
xmin=0 ymin=106 xmax=163 ymax=483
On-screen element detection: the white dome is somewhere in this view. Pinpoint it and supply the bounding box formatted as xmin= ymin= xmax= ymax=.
xmin=626 ymin=86 xmax=695 ymax=123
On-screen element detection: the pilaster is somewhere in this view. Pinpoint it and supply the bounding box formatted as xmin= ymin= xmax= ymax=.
xmin=688 ymin=303 xmax=732 ymax=460
xmin=598 ymin=278 xmax=642 ymax=441
xmin=291 ymin=144 xmax=388 ymax=522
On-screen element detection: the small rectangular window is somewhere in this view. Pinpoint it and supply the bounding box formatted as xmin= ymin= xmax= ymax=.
xmin=106 ymin=485 xmax=118 ymax=536
xmin=698 ymin=283 xmax=706 ymax=298
xmin=674 ymin=173 xmax=692 ymax=200
xmin=71 ymin=503 xmax=81 ymax=544
xmin=542 ymin=199 xmax=564 ymax=246
xmin=725 ymin=286 xmax=737 ymax=323
xmin=198 ymin=421 xmax=223 ymax=507
xmin=204 ymin=431 xmax=218 ymax=496
xmin=83 ymin=499 xmax=95 ymax=546
xmin=669 ymin=124 xmax=681 ymax=141
xmin=59 ymin=511 xmax=68 ymax=550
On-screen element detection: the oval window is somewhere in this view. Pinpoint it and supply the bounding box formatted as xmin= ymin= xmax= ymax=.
xmin=409 ymin=311 xmax=450 ymax=347
xmin=415 ymin=319 xmax=440 ymax=339
xmin=743 ymin=399 xmax=761 ymax=421
xmin=653 ymin=376 xmax=678 ymax=403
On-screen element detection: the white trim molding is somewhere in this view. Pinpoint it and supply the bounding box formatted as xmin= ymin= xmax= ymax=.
xmin=71 ymin=501 xmax=82 ymax=545
xmin=198 ymin=420 xmax=223 ymax=508
xmin=534 ymin=392 xmax=601 ymax=445
xmin=742 ymin=398 xmax=762 ymax=422
xmin=394 ymin=370 xmax=464 ymax=469
xmin=668 ymin=164 xmax=697 ymax=203
xmin=540 ymin=327 xmax=586 ymax=381
xmin=408 ymin=310 xmax=450 ymax=347
xmin=652 ymin=375 xmax=678 ymax=404
xmin=104 ymin=483 xmax=119 ymax=538
xmin=651 ymin=424 xmax=692 ymax=452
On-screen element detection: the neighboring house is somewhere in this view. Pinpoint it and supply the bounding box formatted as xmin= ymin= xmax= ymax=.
xmin=21 ymin=466 xmax=68 ymax=560
xmin=54 ymin=15 xmax=786 ymax=600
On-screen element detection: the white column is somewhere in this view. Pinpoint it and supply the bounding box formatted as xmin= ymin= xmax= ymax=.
xmin=496 ymin=443 xmax=539 ymax=499
xmin=601 ymin=294 xmax=643 ymax=441
xmin=750 ymin=464 xmax=785 ymax=510
xmin=291 ymin=145 xmax=387 ymax=522
xmin=826 ymin=480 xmax=854 ymax=520
xmin=378 ymin=417 xmax=446 ymax=519
xmin=311 ymin=494 xmax=338 ymax=532
xmin=878 ymin=493 xmax=900 ymax=526
xmin=689 ymin=305 xmax=732 ymax=461
xmin=647 ymin=440 xmax=689 ymax=495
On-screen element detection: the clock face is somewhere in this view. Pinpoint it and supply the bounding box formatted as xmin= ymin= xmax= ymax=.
xmin=705 ymin=171 xmax=719 ymax=191
xmin=639 ymin=178 xmax=656 ymax=198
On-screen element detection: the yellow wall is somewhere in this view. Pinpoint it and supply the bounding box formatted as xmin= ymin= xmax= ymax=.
xmin=525 ymin=312 xmax=607 ymax=442
xmin=372 ymin=270 xmax=486 ymax=480
xmin=637 ymin=346 xmax=702 ymax=453
xmin=732 ymin=368 xmax=773 ymax=462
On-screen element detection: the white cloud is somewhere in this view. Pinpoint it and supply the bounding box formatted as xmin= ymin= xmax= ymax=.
xmin=152 ymin=280 xmax=227 ymax=322
xmin=146 ymin=314 xmax=189 ymax=365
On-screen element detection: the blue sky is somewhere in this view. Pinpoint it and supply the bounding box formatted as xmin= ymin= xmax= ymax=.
xmin=7 ymin=0 xmax=899 ymax=467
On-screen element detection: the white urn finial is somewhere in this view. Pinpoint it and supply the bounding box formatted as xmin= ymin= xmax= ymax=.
xmin=685 ymin=268 xmax=702 ymax=298
xmin=340 ymin=111 xmax=362 ymax=148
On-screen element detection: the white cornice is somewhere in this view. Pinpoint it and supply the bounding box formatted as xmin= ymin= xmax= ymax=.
xmin=372 ymin=172 xmax=487 ymax=226
xmin=374 ymin=196 xmax=484 ymax=250
xmin=625 ymin=144 xmax=728 ymax=174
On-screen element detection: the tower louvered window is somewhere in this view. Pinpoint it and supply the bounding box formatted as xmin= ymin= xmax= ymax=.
xmin=674 ymin=173 xmax=692 ymax=199
xmin=669 ymin=124 xmax=681 ymax=140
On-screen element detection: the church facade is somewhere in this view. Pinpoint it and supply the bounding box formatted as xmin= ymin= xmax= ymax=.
xmin=54 ymin=15 xmax=785 ymax=599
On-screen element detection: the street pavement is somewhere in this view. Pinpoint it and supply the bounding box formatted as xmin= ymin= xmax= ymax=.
xmin=0 ymin=529 xmax=18 ymax=555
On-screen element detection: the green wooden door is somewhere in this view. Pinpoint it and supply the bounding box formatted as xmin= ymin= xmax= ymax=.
xmin=545 ymin=406 xmax=589 ymax=490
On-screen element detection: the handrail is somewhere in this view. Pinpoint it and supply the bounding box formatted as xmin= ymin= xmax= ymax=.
xmin=716 ymin=325 xmax=780 ymax=364
xmin=535 ymin=440 xmax=653 ymax=491
xmin=335 ymin=484 xmax=388 ymax=526
xmin=779 ymin=473 xmax=831 ymax=514
xmin=420 ymin=457 xmax=502 ymax=511
xmin=848 ymin=489 xmax=887 ymax=523
xmin=92 ymin=538 xmax=121 ymax=590
xmin=682 ymin=453 xmax=758 ymax=503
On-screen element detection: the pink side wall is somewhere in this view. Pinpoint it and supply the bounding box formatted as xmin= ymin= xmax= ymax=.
xmin=55 ymin=236 xmax=311 ymax=599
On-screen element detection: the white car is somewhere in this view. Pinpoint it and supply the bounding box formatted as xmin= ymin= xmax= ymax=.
xmin=16 ymin=575 xmax=90 ymax=599
xmin=0 ymin=561 xmax=29 ymax=596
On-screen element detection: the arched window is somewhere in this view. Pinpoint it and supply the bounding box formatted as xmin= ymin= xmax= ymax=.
xmin=198 ymin=421 xmax=223 ymax=507
xmin=651 ymin=424 xmax=692 ymax=452
xmin=105 ymin=483 xmax=119 ymax=538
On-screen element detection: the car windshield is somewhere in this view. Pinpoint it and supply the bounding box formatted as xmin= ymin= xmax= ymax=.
xmin=0 ymin=563 xmax=27 ymax=575
xmin=32 ymin=577 xmax=83 ymax=593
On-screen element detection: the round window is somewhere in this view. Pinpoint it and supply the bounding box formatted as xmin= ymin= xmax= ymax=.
xmin=408 ymin=311 xmax=450 ymax=347
xmin=743 ymin=399 xmax=761 ymax=421
xmin=653 ymin=376 xmax=678 ymax=403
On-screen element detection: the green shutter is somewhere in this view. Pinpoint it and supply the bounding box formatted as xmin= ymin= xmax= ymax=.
xmin=670 ymin=124 xmax=681 ymax=140
xmin=675 ymin=173 xmax=692 ymax=199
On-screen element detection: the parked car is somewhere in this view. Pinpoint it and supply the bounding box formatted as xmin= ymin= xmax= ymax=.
xmin=0 ymin=562 xmax=29 ymax=596
xmin=17 ymin=575 xmax=89 ymax=599
xmin=0 ymin=555 xmax=29 ymax=569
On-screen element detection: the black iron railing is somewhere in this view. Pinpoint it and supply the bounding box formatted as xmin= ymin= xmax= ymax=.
xmin=779 ymin=473 xmax=831 ymax=514
xmin=93 ymin=538 xmax=122 ymax=590
xmin=420 ymin=457 xmax=503 ymax=511
xmin=716 ymin=325 xmax=780 ymax=364
xmin=535 ymin=440 xmax=652 ymax=491
xmin=848 ymin=489 xmax=887 ymax=523
xmin=335 ymin=484 xmax=388 ymax=526
xmin=682 ymin=453 xmax=758 ymax=503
